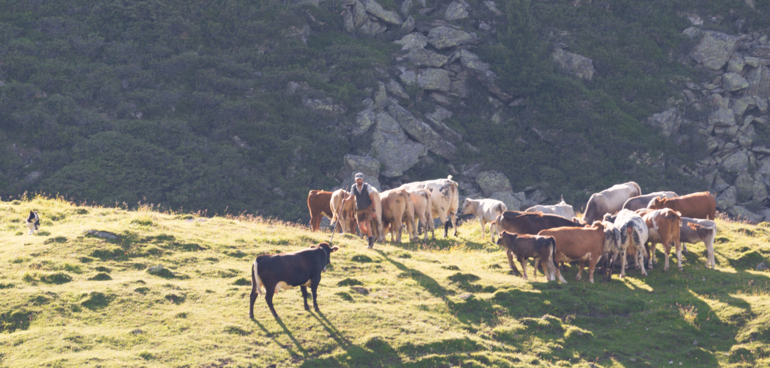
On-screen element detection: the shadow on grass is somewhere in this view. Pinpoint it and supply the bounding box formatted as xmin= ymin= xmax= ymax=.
xmin=251 ymin=316 xmax=309 ymax=359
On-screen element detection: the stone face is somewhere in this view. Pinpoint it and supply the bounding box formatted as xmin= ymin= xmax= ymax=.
xmin=371 ymin=111 xmax=428 ymax=177
xmin=716 ymin=186 xmax=737 ymax=211
xmin=417 ymin=68 xmax=451 ymax=92
xmin=738 ymin=124 xmax=757 ymax=147
xmin=745 ymin=65 xmax=770 ymax=98
xmin=756 ymin=96 xmax=768 ymax=113
xmin=360 ymin=0 xmax=403 ymax=25
xmin=476 ymin=171 xmax=513 ymax=197
xmin=490 ymin=191 xmax=521 ymax=211
xmin=753 ymin=45 xmax=770 ymax=58
xmin=399 ymin=68 xmax=417 ymax=84
xmin=424 ymin=106 xmax=462 ymax=144
xmin=374 ymin=81 xmax=388 ymax=109
xmin=395 ymin=33 xmax=428 ymax=51
xmin=427 ymin=26 xmax=475 ymax=49
xmin=648 ymin=108 xmax=681 ymax=138
xmin=728 ymin=205 xmax=765 ymax=223
xmin=713 ymin=174 xmax=731 ymax=192
xmin=401 ymin=15 xmax=415 ymax=33
xmin=353 ymin=109 xmax=376 ymax=135
xmin=445 ymin=0 xmax=469 ymax=21
xmin=552 ymin=48 xmax=595 ymax=80
xmin=386 ymin=79 xmax=410 ymax=99
xmin=407 ymin=49 xmax=449 ymax=67
xmin=400 ymin=0 xmax=412 ymax=16
xmin=388 ymin=103 xmax=457 ymax=159
xmin=721 ymin=151 xmax=750 ymax=173
xmin=690 ymin=31 xmax=740 ymax=70
xmin=708 ymin=108 xmax=737 ymax=127
xmin=722 ymin=72 xmax=750 ymax=91
xmin=735 ymin=172 xmax=755 ymax=201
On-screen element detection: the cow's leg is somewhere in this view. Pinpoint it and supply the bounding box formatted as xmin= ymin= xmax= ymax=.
xmin=394 ymin=216 xmax=403 ymax=243
xmin=554 ymin=254 xmax=568 ymax=283
xmin=620 ymin=249 xmax=627 ymax=278
xmin=638 ymin=248 xmax=647 ymax=276
xmin=663 ymin=245 xmax=670 ymax=271
xmin=249 ymin=287 xmax=258 ymax=319
xmin=506 ymin=249 xmax=521 ymax=276
xmin=707 ymin=240 xmax=715 ymax=269
xmin=310 ymin=278 xmax=321 ymax=312
xmin=300 ymin=286 xmax=310 ymax=311
xmin=588 ymin=253 xmax=598 ymax=284
xmin=675 ymin=241 xmax=683 ymax=271
xmin=265 ymin=289 xmax=278 ymax=318
xmin=519 ymin=256 xmax=528 ymax=280
xmin=540 ymin=257 xmax=551 ymax=281
xmin=576 ymin=260 xmax=584 ymax=281
xmin=489 ymin=221 xmax=497 ymax=243
xmin=479 ymin=217 xmax=486 ymax=240
xmin=647 ymin=242 xmax=656 ymax=270
xmin=450 ymin=211 xmax=458 ymax=237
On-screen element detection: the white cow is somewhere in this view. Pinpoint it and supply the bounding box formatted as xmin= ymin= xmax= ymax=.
xmin=399 ymin=176 xmax=460 ymax=238
xmin=525 ymin=195 xmax=575 ymax=220
xmin=680 ymin=217 xmax=717 ymax=269
xmin=406 ymin=188 xmax=435 ymax=242
xmin=583 ymin=182 xmax=642 ymax=224
xmin=621 ymin=191 xmax=678 ymax=211
xmin=606 ymin=209 xmax=649 ymax=278
xmin=460 ymin=198 xmax=507 ymax=242
xmin=330 ymin=189 xmax=354 ymax=234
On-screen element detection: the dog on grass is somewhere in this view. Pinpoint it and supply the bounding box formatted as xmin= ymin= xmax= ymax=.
xmin=26 ymin=211 xmax=40 ymax=235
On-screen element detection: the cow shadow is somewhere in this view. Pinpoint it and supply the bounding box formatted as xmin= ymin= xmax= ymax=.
xmin=251 ymin=316 xmax=309 ymax=359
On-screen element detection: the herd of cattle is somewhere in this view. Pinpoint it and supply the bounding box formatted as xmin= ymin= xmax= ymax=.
xmin=250 ymin=176 xmax=720 ymax=318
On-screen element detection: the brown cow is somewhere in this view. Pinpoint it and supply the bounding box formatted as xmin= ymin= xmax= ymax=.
xmin=538 ymin=222 xmax=607 ymax=284
xmin=497 ymin=231 xmax=556 ymax=281
xmin=330 ymin=189 xmax=357 ymax=234
xmin=307 ymin=190 xmax=333 ymax=232
xmin=406 ymin=188 xmax=435 ymax=242
xmin=379 ymin=188 xmax=416 ymax=243
xmin=647 ymin=191 xmax=715 ymax=220
xmin=643 ymin=209 xmax=683 ymax=271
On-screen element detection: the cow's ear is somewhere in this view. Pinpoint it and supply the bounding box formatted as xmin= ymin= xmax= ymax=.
xmin=331 ymin=246 xmax=340 ymax=252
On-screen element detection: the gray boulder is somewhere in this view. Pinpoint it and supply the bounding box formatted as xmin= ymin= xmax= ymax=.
xmin=552 ymin=48 xmax=595 ymax=80
xmin=458 ymin=49 xmax=511 ymax=101
xmin=756 ymin=96 xmax=768 ymax=114
xmin=476 ymin=171 xmax=513 ymax=197
xmin=361 ymin=0 xmax=403 ymax=25
xmin=727 ymin=53 xmax=745 ymax=73
xmin=738 ymin=124 xmax=757 ymax=147
xmin=753 ymin=45 xmax=770 ymax=58
xmin=408 ymin=49 xmax=449 ymax=67
xmin=648 ymin=108 xmax=681 ymax=138
xmin=713 ymin=174 xmax=730 ymax=192
xmin=427 ymin=26 xmax=475 ymax=49
xmin=721 ymin=150 xmax=750 ymax=173
xmin=371 ymin=111 xmax=428 ymax=177
xmin=398 ymin=68 xmax=417 ymax=85
xmin=400 ymin=0 xmax=412 ymax=16
xmin=417 ymin=68 xmax=451 ymax=92
xmin=706 ymin=136 xmax=720 ymax=153
xmin=723 ymin=72 xmax=749 ymax=92
xmin=753 ymin=173 xmax=769 ymax=202
xmin=708 ymin=108 xmax=736 ymax=127
xmin=395 ymin=33 xmax=428 ymax=51
xmin=445 ymin=0 xmax=469 ymax=21
xmin=401 ymin=15 xmax=415 ymax=33
xmin=745 ymin=65 xmax=770 ymax=98
xmin=490 ymin=191 xmax=522 ymax=211
xmin=690 ymin=31 xmax=740 ymax=70
xmin=374 ymin=81 xmax=389 ymax=109
xmin=716 ymin=186 xmax=737 ymax=211
xmin=387 ymin=103 xmax=457 ymax=159
xmin=353 ymin=109 xmax=376 ymax=135
xmin=484 ymin=0 xmax=503 ymax=15
xmin=733 ymin=96 xmax=756 ymax=118
xmin=425 ymin=106 xmax=462 ymax=144
xmin=386 ymin=79 xmax=410 ymax=99
xmin=728 ymin=205 xmax=765 ymax=223
xmin=735 ymin=172 xmax=754 ymax=201
xmin=338 ymin=154 xmax=382 ymax=191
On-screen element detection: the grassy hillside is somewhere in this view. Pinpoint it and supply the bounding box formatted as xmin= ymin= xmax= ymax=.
xmin=2 ymin=196 xmax=770 ymax=367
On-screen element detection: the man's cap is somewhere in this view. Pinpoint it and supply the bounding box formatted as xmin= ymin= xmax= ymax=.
xmin=354 ymin=173 xmax=364 ymax=179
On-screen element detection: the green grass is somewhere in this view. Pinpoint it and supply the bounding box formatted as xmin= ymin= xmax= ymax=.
xmin=1 ymin=196 xmax=770 ymax=367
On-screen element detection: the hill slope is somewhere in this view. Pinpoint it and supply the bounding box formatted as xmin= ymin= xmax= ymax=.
xmin=2 ymin=196 xmax=770 ymax=367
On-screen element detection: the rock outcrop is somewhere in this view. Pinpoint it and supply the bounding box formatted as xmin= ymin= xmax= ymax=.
xmin=371 ymin=111 xmax=428 ymax=177
xmin=552 ymin=48 xmax=595 ymax=80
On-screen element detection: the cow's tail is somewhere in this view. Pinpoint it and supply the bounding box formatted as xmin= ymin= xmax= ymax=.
xmin=252 ymin=258 xmax=263 ymax=296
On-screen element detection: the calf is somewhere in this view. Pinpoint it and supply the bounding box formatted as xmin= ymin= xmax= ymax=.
xmin=379 ymin=188 xmax=415 ymax=243
xmin=496 ymin=231 xmax=556 ymax=280
xmin=462 ymin=198 xmax=507 ymax=242
xmin=642 ymin=209 xmax=682 ymax=271
xmin=26 ymin=211 xmax=40 ymax=235
xmin=538 ymin=223 xmax=606 ymax=284
xmin=249 ymin=242 xmax=339 ymax=319
xmin=680 ymin=217 xmax=717 ymax=269
xmin=647 ymin=191 xmax=716 ymax=220
xmin=307 ymin=190 xmax=334 ymax=232
xmin=330 ymin=189 xmax=357 ymax=234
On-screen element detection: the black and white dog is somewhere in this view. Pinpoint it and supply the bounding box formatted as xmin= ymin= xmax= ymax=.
xmin=26 ymin=211 xmax=40 ymax=235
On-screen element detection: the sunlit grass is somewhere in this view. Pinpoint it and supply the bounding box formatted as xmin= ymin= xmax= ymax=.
xmin=0 ymin=195 xmax=769 ymax=367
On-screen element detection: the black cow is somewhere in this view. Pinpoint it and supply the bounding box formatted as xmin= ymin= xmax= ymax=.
xmin=496 ymin=231 xmax=556 ymax=281
xmin=249 ymin=242 xmax=339 ymax=319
